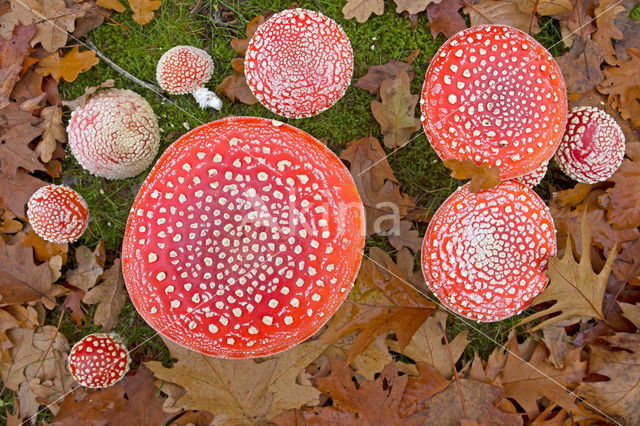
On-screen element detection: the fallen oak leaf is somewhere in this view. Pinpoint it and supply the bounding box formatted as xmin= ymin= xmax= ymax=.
xmin=230 ymin=15 xmax=267 ymax=56
xmin=216 ymin=72 xmax=257 ymax=104
xmin=0 ymin=23 xmax=35 ymax=108
xmin=62 ymin=78 xmax=114 ymax=110
xmin=82 ymin=258 xmax=125 ymax=331
xmin=463 ymin=0 xmax=540 ymax=34
xmin=556 ymin=37 xmax=604 ymax=95
xmin=444 ymin=159 xmax=500 ymax=193
xmin=21 ymin=229 xmax=68 ymax=263
xmin=36 ymin=47 xmax=99 ymax=83
xmin=399 ymin=362 xmax=449 ymax=417
xmin=127 ymin=0 xmax=161 ymax=25
xmin=598 ymin=48 xmax=640 ymax=126
xmin=619 ymin=302 xmax=640 ymax=328
xmin=35 ymin=105 xmax=66 ymax=163
xmin=600 ymin=142 xmax=640 ymax=229
xmin=393 ymin=0 xmax=442 ymax=15
xmin=355 ymin=60 xmax=415 ymax=95
xmin=342 ymin=0 xmax=384 ymax=23
xmin=387 ymin=220 xmax=422 ymax=252
xmin=592 ymin=0 xmax=626 ymax=65
xmin=426 ymin=0 xmax=466 ymax=38
xmin=0 ymin=102 xmax=45 ymax=178
xmin=0 ymin=169 xmax=47 ymax=219
xmin=0 ymin=237 xmax=53 ymax=305
xmin=62 ymin=287 xmax=85 ymax=327
xmin=96 ymin=0 xmax=126 ymax=12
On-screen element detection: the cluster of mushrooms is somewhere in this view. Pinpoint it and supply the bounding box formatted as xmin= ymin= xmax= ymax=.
xmin=24 ymin=9 xmax=625 ymax=388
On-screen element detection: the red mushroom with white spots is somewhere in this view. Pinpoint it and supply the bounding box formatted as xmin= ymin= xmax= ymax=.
xmin=245 ymin=9 xmax=354 ymax=118
xmin=516 ymin=161 xmax=548 ymax=187
xmin=27 ymin=184 xmax=89 ymax=244
xmin=555 ymin=106 xmax=625 ymax=183
xmin=122 ymin=116 xmax=365 ymax=358
xmin=68 ymin=333 xmax=130 ymax=388
xmin=67 ymin=89 xmax=160 ymax=180
xmin=421 ymin=25 xmax=567 ymax=180
xmin=156 ymin=46 xmax=222 ymax=110
xmin=421 ymin=180 xmax=556 ymax=322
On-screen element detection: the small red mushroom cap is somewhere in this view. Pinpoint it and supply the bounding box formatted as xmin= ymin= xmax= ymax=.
xmin=122 ymin=116 xmax=365 ymax=358
xmin=67 ymin=89 xmax=160 ymax=180
xmin=421 ymin=25 xmax=567 ymax=180
xmin=27 ymin=184 xmax=89 ymax=244
xmin=245 ymin=9 xmax=354 ymax=118
xmin=156 ymin=46 xmax=213 ymax=94
xmin=68 ymin=333 xmax=130 ymax=388
xmin=516 ymin=161 xmax=548 ymax=187
xmin=555 ymin=107 xmax=625 ymax=184
xmin=421 ymin=181 xmax=556 ymax=322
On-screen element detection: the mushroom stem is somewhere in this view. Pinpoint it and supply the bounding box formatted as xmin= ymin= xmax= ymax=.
xmin=192 ymin=87 xmax=223 ymax=110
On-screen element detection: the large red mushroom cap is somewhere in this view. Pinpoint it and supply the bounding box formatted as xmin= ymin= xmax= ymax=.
xmin=156 ymin=46 xmax=222 ymax=110
xmin=27 ymin=184 xmax=89 ymax=244
xmin=555 ymin=106 xmax=625 ymax=183
xmin=68 ymin=333 xmax=130 ymax=388
xmin=67 ymin=89 xmax=160 ymax=180
xmin=245 ymin=8 xmax=354 ymax=118
xmin=421 ymin=25 xmax=567 ymax=180
xmin=122 ymin=116 xmax=365 ymax=358
xmin=421 ymin=181 xmax=556 ymax=322
xmin=516 ymin=161 xmax=548 ymax=187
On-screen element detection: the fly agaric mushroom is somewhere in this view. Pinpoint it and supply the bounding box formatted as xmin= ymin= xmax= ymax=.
xmin=67 ymin=89 xmax=160 ymax=180
xmin=555 ymin=107 xmax=625 ymax=183
xmin=421 ymin=180 xmax=556 ymax=322
xmin=68 ymin=333 xmax=130 ymax=388
xmin=245 ymin=8 xmax=354 ymax=118
xmin=421 ymin=25 xmax=567 ymax=180
xmin=27 ymin=184 xmax=89 ymax=244
xmin=516 ymin=161 xmax=548 ymax=187
xmin=122 ymin=116 xmax=365 ymax=358
xmin=156 ymin=46 xmax=222 ymax=110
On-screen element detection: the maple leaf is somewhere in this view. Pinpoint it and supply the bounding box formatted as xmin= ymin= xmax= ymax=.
xmin=598 ymin=48 xmax=640 ymax=126
xmin=426 ymin=0 xmax=467 ymax=38
xmin=393 ymin=0 xmax=442 ymax=15
xmin=519 ymin=217 xmax=618 ymax=330
xmin=0 ymin=23 xmax=35 ymax=108
xmin=399 ymin=362 xmax=449 ymax=417
xmin=390 ymin=311 xmax=469 ymax=379
xmin=83 ymin=258 xmax=126 ymax=331
xmin=0 ymin=102 xmax=45 ymax=178
xmin=578 ymin=333 xmax=640 ymax=425
xmin=371 ymin=70 xmax=421 ymax=149
xmin=10 ymin=0 xmax=89 ymax=52
xmin=36 ymin=47 xmax=99 ymax=83
xmin=127 ymin=0 xmax=160 ymax=25
xmin=145 ymin=338 xmax=329 ymax=424
xmin=556 ymin=37 xmax=604 ymax=95
xmin=340 ymin=137 xmax=416 ymax=235
xmin=0 ymin=238 xmax=53 ymax=305
xmin=601 ymin=142 xmax=640 ymax=229
xmin=444 ymin=159 xmax=501 ymax=193
xmin=388 ymin=220 xmax=422 ymax=252
xmin=65 ymin=244 xmax=105 ymax=292
xmin=619 ymin=302 xmax=640 ymax=328
xmin=0 ymin=169 xmax=47 ymax=219
xmin=464 ymin=0 xmax=540 ymax=34
xmin=592 ymin=0 xmax=625 ymax=65
xmin=216 ymin=72 xmax=257 ymax=104
xmin=53 ymin=366 xmax=174 ymax=425
xmin=342 ymin=0 xmax=384 ymax=23
xmin=355 ymin=60 xmax=415 ymax=95
xmin=35 ymin=105 xmax=66 ymax=163
xmin=96 ymin=0 xmax=126 ymax=12
xmin=309 ymin=359 xmax=427 ymax=424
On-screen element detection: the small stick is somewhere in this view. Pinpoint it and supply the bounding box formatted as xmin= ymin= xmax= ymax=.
xmin=84 ymin=38 xmax=168 ymax=100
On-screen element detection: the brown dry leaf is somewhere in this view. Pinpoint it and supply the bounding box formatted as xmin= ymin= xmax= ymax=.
xmin=343 ymin=333 xmax=393 ymax=380
xmin=127 ymin=0 xmax=160 ymax=25
xmin=0 ymin=170 xmax=47 ymax=219
xmin=444 ymin=159 xmax=501 ymax=193
xmin=169 ymin=410 xmax=215 ymax=426
xmin=390 ymin=311 xmax=469 ymax=379
xmin=62 ymin=287 xmax=85 ymax=327
xmin=0 ymin=207 xmax=23 ymax=233
xmin=556 ymin=37 xmax=604 ymax=95
xmin=62 ymin=78 xmax=114 ymax=110
xmin=519 ymin=217 xmax=618 ymax=330
xmin=399 ymin=362 xmax=449 ymax=417
xmin=0 ymin=237 xmax=53 ymax=305
xmin=340 ymin=137 xmax=416 ymax=235
xmin=516 ymin=0 xmax=573 ymax=15
xmin=146 ymin=338 xmax=328 ymax=424
xmin=65 ymin=243 xmax=105 ymax=292
xmin=419 ymin=379 xmax=523 ymax=425
xmin=0 ymin=23 xmax=35 ymax=108
xmin=216 ymin=72 xmax=257 ymax=104
xmin=598 ymin=47 xmax=640 ymax=126
xmin=555 ymin=0 xmax=596 ymax=49
xmin=96 ymin=0 xmax=125 ymax=12
xmin=342 ymin=0 xmax=384 ymax=23
xmin=578 ymin=333 xmax=640 ymax=425
xmin=10 ymin=0 xmax=89 ymax=52
xmin=464 ymin=0 xmax=540 ymax=34
xmin=371 ymin=70 xmax=421 ymax=149
xmin=388 ymin=220 xmax=423 ymax=252
xmin=36 ymin=105 xmax=65 ymax=163
xmin=21 ymin=229 xmax=68 ymax=263
xmin=308 ymin=359 xmax=427 ymax=425
xmin=82 ymin=258 xmax=125 ymax=331
xmin=0 ymin=102 xmax=44 ymax=178
xmin=592 ymin=0 xmax=625 ymax=65
xmin=230 ymin=15 xmax=266 ymax=56
xmin=542 ymin=326 xmax=573 ymax=369
xmin=36 ymin=47 xmax=99 ymax=83
xmin=53 ymin=366 xmax=174 ymax=426
xmin=613 ymin=238 xmax=640 ymax=284
xmin=355 ymin=60 xmax=414 ymax=95
xmin=393 ymin=0 xmax=442 ymax=15
xmin=613 ymin=0 xmax=640 ymax=62
xmin=554 ymin=183 xmax=601 ymax=207
xmin=426 ymin=0 xmax=467 ymax=38
xmin=601 ymin=142 xmax=640 ymax=229
xmin=619 ymin=302 xmax=640 ymax=328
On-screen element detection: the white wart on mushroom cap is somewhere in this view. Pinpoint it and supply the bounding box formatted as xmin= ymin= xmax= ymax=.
xmin=555 ymin=106 xmax=625 ymax=183
xmin=67 ymin=89 xmax=160 ymax=180
xmin=421 ymin=25 xmax=567 ymax=180
xmin=245 ymin=8 xmax=354 ymax=118
xmin=122 ymin=116 xmax=365 ymax=358
xmin=156 ymin=46 xmax=214 ymax=94
xmin=516 ymin=161 xmax=548 ymax=187
xmin=421 ymin=181 xmax=556 ymax=322
xmin=68 ymin=333 xmax=130 ymax=388
xmin=27 ymin=184 xmax=89 ymax=244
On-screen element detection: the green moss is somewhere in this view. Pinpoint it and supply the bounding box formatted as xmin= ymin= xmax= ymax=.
xmin=631 ymin=2 xmax=640 ymax=20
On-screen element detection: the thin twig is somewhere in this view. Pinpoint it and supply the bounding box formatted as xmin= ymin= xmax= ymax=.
xmin=84 ymin=38 xmax=168 ymax=100
xmin=438 ymin=321 xmax=469 ymax=420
